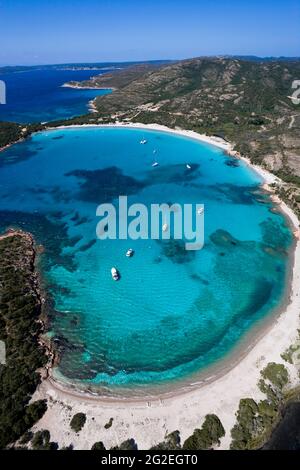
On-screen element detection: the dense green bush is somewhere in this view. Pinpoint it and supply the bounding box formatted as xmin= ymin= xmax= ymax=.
xmin=151 ymin=430 xmax=181 ymax=450
xmin=183 ymin=414 xmax=225 ymax=450
xmin=258 ymin=362 xmax=289 ymax=405
xmin=104 ymin=417 xmax=113 ymax=429
xmin=70 ymin=412 xmax=86 ymax=432
xmin=91 ymin=441 xmax=106 ymax=450
xmin=60 ymin=444 xmax=74 ymax=450
xmin=31 ymin=429 xmax=58 ymax=450
xmin=261 ymin=363 xmax=289 ymax=390
xmin=111 ymin=439 xmax=138 ymax=450
xmin=19 ymin=431 xmax=33 ymax=445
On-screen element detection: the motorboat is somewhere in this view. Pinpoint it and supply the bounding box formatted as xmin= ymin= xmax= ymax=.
xmin=140 ymin=139 xmax=147 ymax=144
xmin=111 ymin=267 xmax=120 ymax=280
xmin=152 ymin=162 xmax=159 ymax=167
xmin=126 ymin=248 xmax=134 ymax=257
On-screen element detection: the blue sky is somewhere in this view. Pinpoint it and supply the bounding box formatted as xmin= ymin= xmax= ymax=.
xmin=0 ymin=0 xmax=299 ymax=65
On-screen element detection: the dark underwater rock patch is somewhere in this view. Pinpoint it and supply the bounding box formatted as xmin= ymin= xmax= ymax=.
xmin=51 ymin=135 xmax=64 ymax=140
xmin=26 ymin=185 xmax=73 ymax=204
xmin=238 ymin=278 xmax=274 ymax=319
xmin=260 ymin=218 xmax=291 ymax=252
xmin=48 ymin=283 xmax=73 ymax=297
xmin=225 ymin=158 xmax=240 ymax=167
xmin=52 ymin=334 xmax=85 ymax=354
xmin=58 ymin=349 xmax=119 ymax=380
xmin=0 ymin=141 xmax=38 ymax=167
xmin=210 ymin=229 xmax=240 ymax=247
xmin=65 ymin=166 xmax=146 ymax=203
xmin=78 ymin=239 xmax=97 ymax=252
xmin=144 ymin=163 xmax=201 ymax=186
xmin=212 ymin=184 xmax=258 ymax=205
xmin=70 ymin=212 xmax=90 ymax=226
xmin=67 ymin=235 xmax=82 ymax=248
xmin=158 ymin=238 xmax=196 ymax=264
xmin=190 ymin=273 xmax=209 ymax=285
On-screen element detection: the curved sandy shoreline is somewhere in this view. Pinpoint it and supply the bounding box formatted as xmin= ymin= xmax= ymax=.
xmin=26 ymin=122 xmax=300 ymax=449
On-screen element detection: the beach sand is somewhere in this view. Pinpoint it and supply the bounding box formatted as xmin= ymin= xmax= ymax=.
xmin=29 ymin=123 xmax=300 ymax=450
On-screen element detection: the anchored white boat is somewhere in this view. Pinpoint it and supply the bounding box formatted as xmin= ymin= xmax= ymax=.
xmin=126 ymin=248 xmax=134 ymax=257
xmin=186 ymin=164 xmax=192 ymax=169
xmin=197 ymin=207 xmax=204 ymax=215
xmin=162 ymin=223 xmax=168 ymax=232
xmin=111 ymin=267 xmax=120 ymax=281
xmin=152 ymin=162 xmax=159 ymax=167
xmin=140 ymin=139 xmax=147 ymax=144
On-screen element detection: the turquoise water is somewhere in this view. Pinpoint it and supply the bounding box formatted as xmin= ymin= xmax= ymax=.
xmin=0 ymin=127 xmax=292 ymax=390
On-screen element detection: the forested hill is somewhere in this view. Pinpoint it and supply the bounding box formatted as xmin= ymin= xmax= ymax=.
xmin=92 ymin=57 xmax=300 ymax=171
xmin=88 ymin=57 xmax=300 ymax=213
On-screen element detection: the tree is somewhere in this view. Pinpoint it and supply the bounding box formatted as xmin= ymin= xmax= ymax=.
xmin=151 ymin=431 xmax=181 ymax=450
xmin=91 ymin=441 xmax=106 ymax=450
xmin=24 ymin=400 xmax=47 ymax=426
xmin=31 ymin=429 xmax=57 ymax=450
xmin=183 ymin=414 xmax=225 ymax=450
xmin=70 ymin=413 xmax=86 ymax=433
xmin=111 ymin=438 xmax=138 ymax=450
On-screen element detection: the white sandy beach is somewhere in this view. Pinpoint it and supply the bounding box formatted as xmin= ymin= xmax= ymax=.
xmin=61 ymin=83 xmax=116 ymax=91
xmin=30 ymin=123 xmax=300 ymax=450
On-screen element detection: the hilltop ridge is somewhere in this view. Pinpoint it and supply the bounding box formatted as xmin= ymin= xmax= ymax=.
xmin=75 ymin=57 xmax=300 ymax=214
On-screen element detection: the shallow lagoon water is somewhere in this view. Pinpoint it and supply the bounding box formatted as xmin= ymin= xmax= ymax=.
xmin=0 ymin=127 xmax=292 ymax=389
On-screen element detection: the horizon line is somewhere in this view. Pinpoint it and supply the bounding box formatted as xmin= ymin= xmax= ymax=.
xmin=1 ymin=55 xmax=300 ymax=69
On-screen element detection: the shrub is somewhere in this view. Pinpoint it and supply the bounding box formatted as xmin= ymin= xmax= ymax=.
xmin=19 ymin=431 xmax=33 ymax=445
xmin=70 ymin=413 xmax=86 ymax=433
xmin=111 ymin=439 xmax=138 ymax=450
xmin=31 ymin=430 xmax=50 ymax=449
xmin=104 ymin=417 xmax=113 ymax=429
xmin=31 ymin=429 xmax=58 ymax=450
xmin=91 ymin=441 xmax=106 ymax=450
xmin=24 ymin=400 xmax=48 ymax=426
xmin=258 ymin=362 xmax=289 ymax=404
xmin=183 ymin=414 xmax=225 ymax=450
xmin=151 ymin=430 xmax=181 ymax=450
xmin=60 ymin=444 xmax=74 ymax=450
xmin=261 ymin=363 xmax=289 ymax=390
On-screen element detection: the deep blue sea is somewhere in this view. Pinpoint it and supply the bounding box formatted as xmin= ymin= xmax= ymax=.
xmin=0 ymin=67 xmax=112 ymax=123
xmin=0 ymin=126 xmax=292 ymax=390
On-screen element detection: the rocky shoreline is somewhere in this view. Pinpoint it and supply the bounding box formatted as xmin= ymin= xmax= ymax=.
xmin=0 ymin=229 xmax=55 ymax=376
xmin=0 ymin=229 xmax=55 ymax=447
